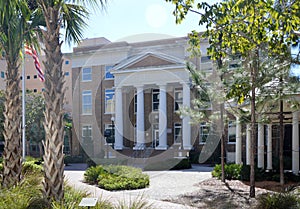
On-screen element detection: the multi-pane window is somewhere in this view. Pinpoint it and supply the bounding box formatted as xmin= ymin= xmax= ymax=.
xmin=82 ymin=90 xmax=92 ymax=114
xmin=174 ymin=123 xmax=182 ymax=144
xmin=105 ymin=66 xmax=114 ymax=79
xmin=82 ymin=67 xmax=92 ymax=81
xmin=174 ymin=88 xmax=183 ymax=111
xmin=200 ymin=122 xmax=210 ymax=144
xmin=228 ymin=121 xmax=236 ymax=143
xmin=82 ymin=125 xmax=92 ymax=143
xmin=152 ymin=89 xmax=159 ymax=111
xmin=105 ymin=89 xmax=115 ymax=113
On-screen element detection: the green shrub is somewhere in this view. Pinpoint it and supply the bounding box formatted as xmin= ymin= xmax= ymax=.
xmin=84 ymin=165 xmax=150 ymax=191
xmin=98 ymin=165 xmax=149 ymax=191
xmin=22 ymin=161 xmax=43 ymax=174
xmin=84 ymin=165 xmax=105 ymax=184
xmin=256 ymin=193 xmax=300 ymax=209
xmin=0 ymin=171 xmax=43 ymax=209
xmin=212 ymin=164 xmax=222 ymax=179
xmin=212 ymin=164 xmax=242 ymax=180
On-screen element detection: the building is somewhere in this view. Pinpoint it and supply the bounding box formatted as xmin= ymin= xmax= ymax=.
xmin=72 ymin=36 xmax=300 ymax=172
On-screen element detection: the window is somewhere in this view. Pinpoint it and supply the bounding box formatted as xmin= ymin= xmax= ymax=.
xmin=105 ymin=89 xmax=115 ymax=113
xmin=34 ymin=75 xmax=37 ymax=79
xmin=42 ymin=88 xmax=45 ymax=92
xmin=65 ymin=60 xmax=69 ymax=65
xmin=200 ymin=122 xmax=210 ymax=144
xmin=174 ymin=123 xmax=182 ymax=144
xmin=134 ymin=93 xmax=137 ymax=113
xmin=33 ymin=89 xmax=37 ymax=93
xmin=105 ymin=66 xmax=114 ymax=80
xmin=82 ymin=125 xmax=92 ymax=143
xmin=82 ymin=67 xmax=92 ymax=81
xmin=82 ymin=90 xmax=92 ymax=114
xmin=27 ymin=75 xmax=30 ymax=79
xmin=65 ymin=72 xmax=69 ymax=76
xmin=174 ymin=88 xmax=183 ymax=111
xmin=228 ymin=121 xmax=236 ymax=143
xmin=1 ymin=71 xmax=4 ymax=78
xmin=20 ymin=76 xmax=23 ymax=80
xmin=152 ymin=89 xmax=159 ymax=111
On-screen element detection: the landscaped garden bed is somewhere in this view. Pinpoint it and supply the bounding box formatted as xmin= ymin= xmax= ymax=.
xmin=84 ymin=165 xmax=150 ymax=191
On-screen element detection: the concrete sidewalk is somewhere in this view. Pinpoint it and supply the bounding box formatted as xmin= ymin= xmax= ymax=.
xmin=64 ymin=164 xmax=213 ymax=209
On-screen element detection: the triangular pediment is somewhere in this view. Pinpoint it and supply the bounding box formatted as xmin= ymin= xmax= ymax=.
xmin=113 ymin=52 xmax=185 ymax=71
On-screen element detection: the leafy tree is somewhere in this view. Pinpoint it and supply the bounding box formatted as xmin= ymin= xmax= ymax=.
xmin=25 ymin=91 xmax=45 ymax=157
xmin=167 ymin=0 xmax=300 ymax=198
xmin=33 ymin=0 xmax=107 ymax=201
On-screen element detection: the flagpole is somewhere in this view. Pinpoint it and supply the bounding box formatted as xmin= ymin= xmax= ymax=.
xmin=22 ymin=45 xmax=26 ymax=162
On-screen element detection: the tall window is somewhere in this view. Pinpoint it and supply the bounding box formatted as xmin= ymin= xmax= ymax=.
xmin=82 ymin=67 xmax=92 ymax=81
xmin=82 ymin=90 xmax=92 ymax=114
xmin=174 ymin=123 xmax=182 ymax=144
xmin=174 ymin=88 xmax=183 ymax=111
xmin=105 ymin=89 xmax=115 ymax=113
xmin=105 ymin=66 xmax=114 ymax=79
xmin=152 ymin=89 xmax=159 ymax=111
xmin=200 ymin=122 xmax=210 ymax=144
xmin=228 ymin=121 xmax=236 ymax=143
xmin=134 ymin=93 xmax=137 ymax=113
xmin=82 ymin=125 xmax=92 ymax=143
xmin=1 ymin=71 xmax=5 ymax=78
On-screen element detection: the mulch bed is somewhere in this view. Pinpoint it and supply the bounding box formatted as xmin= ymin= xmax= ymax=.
xmin=166 ymin=178 xmax=300 ymax=209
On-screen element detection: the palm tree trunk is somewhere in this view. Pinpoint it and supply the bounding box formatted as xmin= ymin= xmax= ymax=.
xmin=40 ymin=6 xmax=65 ymax=201
xmin=2 ymin=61 xmax=22 ymax=187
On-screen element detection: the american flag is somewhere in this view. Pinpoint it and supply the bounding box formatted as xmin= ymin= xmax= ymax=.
xmin=24 ymin=45 xmax=45 ymax=82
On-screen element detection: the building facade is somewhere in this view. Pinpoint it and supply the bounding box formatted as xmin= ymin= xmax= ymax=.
xmin=71 ymin=36 xmax=300 ymax=172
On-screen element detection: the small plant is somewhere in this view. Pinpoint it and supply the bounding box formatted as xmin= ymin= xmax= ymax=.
xmin=212 ymin=163 xmax=242 ymax=180
xmin=256 ymin=192 xmax=300 ymax=209
xmin=84 ymin=165 xmax=105 ymax=184
xmin=116 ymin=195 xmax=153 ymax=209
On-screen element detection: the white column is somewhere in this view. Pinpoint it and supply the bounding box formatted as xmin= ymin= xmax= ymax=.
xmin=246 ymin=124 xmax=251 ymax=165
xmin=182 ymin=82 xmax=192 ymax=150
xmin=114 ymin=87 xmax=123 ymax=150
xmin=134 ymin=85 xmax=145 ymax=150
xmin=235 ymin=117 xmax=242 ymax=164
xmin=292 ymin=111 xmax=299 ymax=175
xmin=267 ymin=124 xmax=272 ymax=170
xmin=257 ymin=123 xmax=264 ymax=168
xmin=156 ymin=84 xmax=167 ymax=150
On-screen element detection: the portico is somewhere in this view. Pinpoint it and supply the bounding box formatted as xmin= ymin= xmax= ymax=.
xmin=111 ymin=52 xmax=193 ymax=151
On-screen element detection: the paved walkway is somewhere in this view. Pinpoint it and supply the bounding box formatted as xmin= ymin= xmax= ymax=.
xmin=64 ymin=164 xmax=213 ymax=209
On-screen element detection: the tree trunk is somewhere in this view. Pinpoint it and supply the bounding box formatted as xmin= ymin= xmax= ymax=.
xmin=249 ymin=50 xmax=258 ymax=198
xmin=2 ymin=61 xmax=22 ymax=188
xmin=279 ymin=99 xmax=284 ymax=185
xmin=40 ymin=6 xmax=65 ymax=201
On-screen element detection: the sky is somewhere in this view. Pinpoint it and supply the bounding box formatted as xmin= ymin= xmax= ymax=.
xmin=61 ymin=0 xmax=216 ymax=52
xmin=61 ymin=0 xmax=299 ymax=76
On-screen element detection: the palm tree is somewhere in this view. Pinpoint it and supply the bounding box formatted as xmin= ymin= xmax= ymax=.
xmin=35 ymin=0 xmax=106 ymax=201
xmin=0 ymin=0 xmax=33 ymax=187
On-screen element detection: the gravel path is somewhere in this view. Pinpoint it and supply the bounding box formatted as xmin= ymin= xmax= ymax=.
xmin=64 ymin=164 xmax=212 ymax=209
